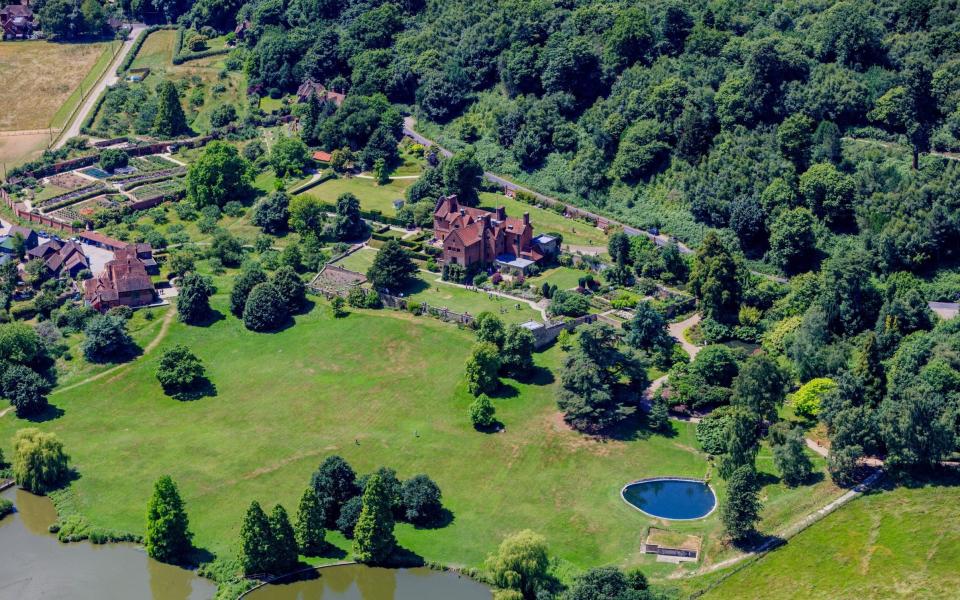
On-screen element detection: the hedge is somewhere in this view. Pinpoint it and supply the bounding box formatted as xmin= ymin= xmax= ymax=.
xmin=289 ymin=172 xmax=335 ymax=195
xmin=172 ymin=27 xmax=184 ymax=60
xmin=117 ymin=25 xmax=177 ymax=74
xmin=41 ymin=187 xmax=109 ymax=213
xmin=173 ymin=47 xmax=230 ymax=65
xmin=10 ymin=301 xmax=36 ymax=321
xmin=79 ymin=90 xmax=111 ymax=135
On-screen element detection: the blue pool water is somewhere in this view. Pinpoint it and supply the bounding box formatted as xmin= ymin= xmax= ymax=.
xmin=621 ymin=478 xmax=717 ymax=520
xmin=81 ymin=167 xmax=110 ymax=178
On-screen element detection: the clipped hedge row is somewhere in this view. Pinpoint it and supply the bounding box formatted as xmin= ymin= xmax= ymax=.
xmin=172 ymin=27 xmax=184 ymax=59
xmin=289 ymin=172 xmax=334 ymax=195
xmin=40 ymin=184 xmax=108 ymax=212
xmin=173 ymin=47 xmax=230 ymax=65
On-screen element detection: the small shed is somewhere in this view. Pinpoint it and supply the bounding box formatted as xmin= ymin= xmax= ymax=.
xmin=392 ymin=198 xmax=404 ymax=210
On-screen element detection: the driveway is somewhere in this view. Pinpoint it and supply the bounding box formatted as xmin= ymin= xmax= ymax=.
xmin=79 ymin=242 xmax=115 ymax=275
xmin=54 ymin=23 xmax=148 ymax=149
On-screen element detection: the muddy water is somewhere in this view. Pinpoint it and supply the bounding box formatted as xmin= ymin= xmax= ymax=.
xmin=2 ymin=487 xmax=491 ymax=600
xmin=245 ymin=563 xmax=492 ymax=600
xmin=0 ymin=487 xmax=216 ymax=600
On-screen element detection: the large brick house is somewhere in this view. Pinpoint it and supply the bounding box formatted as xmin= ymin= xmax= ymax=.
xmin=83 ymin=247 xmax=156 ymax=311
xmin=433 ymin=195 xmax=557 ymax=273
xmin=1 ymin=1 xmax=34 ymax=39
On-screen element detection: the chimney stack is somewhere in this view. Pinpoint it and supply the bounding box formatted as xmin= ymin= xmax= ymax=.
xmin=496 ymin=206 xmax=506 ymax=220
xmin=523 ymin=212 xmax=530 ymax=226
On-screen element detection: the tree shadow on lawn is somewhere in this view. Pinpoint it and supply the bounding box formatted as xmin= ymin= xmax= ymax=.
xmin=732 ymin=531 xmax=787 ymax=553
xmin=23 ymin=401 xmax=65 ymax=423
xmin=602 ymin=412 xmax=680 ymax=442
xmin=186 ymin=309 xmax=226 ymax=328
xmin=473 ymin=420 xmax=505 ymax=435
xmin=513 ymin=365 xmax=554 ymax=387
xmin=168 ymin=377 xmax=218 ymax=402
xmin=86 ymin=342 xmax=143 ymax=365
xmin=399 ymin=277 xmax=431 ymax=297
xmin=489 ymin=383 xmax=519 ymax=400
xmin=411 ymin=507 xmax=454 ymax=531
xmin=885 ymin=465 xmax=960 ymax=490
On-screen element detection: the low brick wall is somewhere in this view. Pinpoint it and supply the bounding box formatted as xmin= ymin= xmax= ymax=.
xmin=530 ymin=314 xmax=597 ymax=349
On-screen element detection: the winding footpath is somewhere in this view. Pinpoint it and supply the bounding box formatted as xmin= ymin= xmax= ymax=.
xmin=50 ymin=307 xmax=175 ymax=396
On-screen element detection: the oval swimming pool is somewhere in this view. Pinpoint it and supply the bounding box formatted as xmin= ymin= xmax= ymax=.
xmin=621 ymin=478 xmax=717 ymax=520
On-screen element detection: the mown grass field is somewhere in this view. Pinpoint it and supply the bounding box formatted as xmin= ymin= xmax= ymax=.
xmin=528 ymin=267 xmax=587 ymax=291
xmin=702 ymin=479 xmax=960 ymax=599
xmin=0 ymin=287 xmax=843 ymax=581
xmin=0 ymin=40 xmax=115 ymax=131
xmin=300 ymin=176 xmax=416 ymax=215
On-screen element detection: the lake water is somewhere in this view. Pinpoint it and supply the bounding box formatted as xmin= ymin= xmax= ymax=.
xmin=0 ymin=487 xmax=215 ymax=600
xmin=245 ymin=564 xmax=492 ymax=600
xmin=621 ymin=478 xmax=717 ymax=520
xmin=1 ymin=487 xmax=491 ymax=600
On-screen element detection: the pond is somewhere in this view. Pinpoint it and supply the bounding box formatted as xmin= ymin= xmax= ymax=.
xmin=245 ymin=564 xmax=492 ymax=600
xmin=620 ymin=478 xmax=717 ymax=520
xmin=0 ymin=487 xmax=216 ymax=600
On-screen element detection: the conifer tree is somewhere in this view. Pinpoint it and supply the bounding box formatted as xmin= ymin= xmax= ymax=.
xmin=154 ymin=80 xmax=189 ymax=138
xmin=269 ymin=504 xmax=300 ymax=574
xmin=240 ymin=501 xmax=274 ymax=576
xmin=352 ymin=472 xmax=397 ymax=564
xmin=145 ymin=475 xmax=193 ymax=563
xmin=721 ymin=465 xmax=762 ymax=542
xmin=294 ymin=488 xmax=326 ymax=555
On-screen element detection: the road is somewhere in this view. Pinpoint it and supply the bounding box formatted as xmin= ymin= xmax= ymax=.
xmin=53 ymin=23 xmax=148 ymax=149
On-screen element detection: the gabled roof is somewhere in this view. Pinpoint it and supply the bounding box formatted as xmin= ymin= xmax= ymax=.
xmin=8 ymin=225 xmax=35 ymax=239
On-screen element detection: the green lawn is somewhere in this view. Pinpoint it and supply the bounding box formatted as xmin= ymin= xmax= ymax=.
xmin=478 ymin=192 xmax=609 ymax=248
xmin=300 ymin=176 xmax=416 ymax=215
xmin=702 ymin=479 xmax=960 ymax=599
xmin=0 ymin=299 xmax=712 ymax=571
xmin=528 ymin=267 xmax=586 ymax=291
xmin=334 ymin=246 xmax=378 ymax=273
xmin=402 ymin=273 xmax=542 ymax=324
xmin=130 ymin=29 xmax=176 ymax=71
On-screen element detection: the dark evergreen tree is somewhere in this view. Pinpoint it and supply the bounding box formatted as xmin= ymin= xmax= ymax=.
xmin=352 ymin=472 xmax=397 ymax=563
xmin=240 ymin=501 xmax=274 ymax=576
xmin=294 ymin=488 xmax=326 ymax=555
xmin=154 ymin=80 xmax=190 ymax=138
xmin=176 ymin=273 xmax=215 ymax=324
xmin=145 ymin=475 xmax=193 ymax=563
xmin=721 ymin=465 xmax=762 ymax=542
xmin=311 ymin=455 xmax=359 ymax=529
